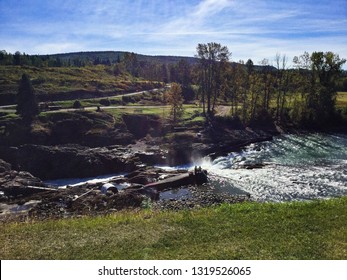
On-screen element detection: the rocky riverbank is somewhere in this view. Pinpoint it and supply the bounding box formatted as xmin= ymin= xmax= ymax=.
xmin=0 ymin=162 xmax=251 ymax=222
xmin=0 ymin=112 xmax=281 ymax=221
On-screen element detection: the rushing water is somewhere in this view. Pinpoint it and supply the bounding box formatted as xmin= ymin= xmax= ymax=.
xmin=194 ymin=133 xmax=347 ymax=202
xmin=45 ymin=173 xmax=126 ymax=188
xmin=45 ymin=133 xmax=347 ymax=203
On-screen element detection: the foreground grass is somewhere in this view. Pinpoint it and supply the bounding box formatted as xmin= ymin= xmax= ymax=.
xmin=1 ymin=197 xmax=346 ymax=260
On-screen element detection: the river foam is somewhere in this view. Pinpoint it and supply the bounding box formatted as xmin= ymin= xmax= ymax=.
xmin=193 ymin=133 xmax=347 ymax=202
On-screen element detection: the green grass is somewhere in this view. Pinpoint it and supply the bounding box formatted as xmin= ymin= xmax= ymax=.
xmin=1 ymin=197 xmax=346 ymax=259
xmin=104 ymin=105 xmax=202 ymax=118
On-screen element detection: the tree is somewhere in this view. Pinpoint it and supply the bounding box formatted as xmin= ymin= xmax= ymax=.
xmin=274 ymin=53 xmax=291 ymax=122
xmin=176 ymin=59 xmax=191 ymax=87
xmin=14 ymin=51 xmax=21 ymax=65
xmin=124 ymin=52 xmax=139 ymax=77
xmin=16 ymin=74 xmax=39 ymax=120
xmin=196 ymin=42 xmax=230 ymax=116
xmin=231 ymin=63 xmax=248 ymax=122
xmin=166 ymin=83 xmax=184 ymax=124
xmin=245 ymin=59 xmax=254 ymax=74
xmin=292 ymin=51 xmax=346 ymax=125
xmin=0 ymin=50 xmax=6 ymax=64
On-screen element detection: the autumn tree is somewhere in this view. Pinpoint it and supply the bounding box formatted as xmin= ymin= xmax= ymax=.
xmin=16 ymin=74 xmax=39 ymax=120
xmin=166 ymin=83 xmax=184 ymax=124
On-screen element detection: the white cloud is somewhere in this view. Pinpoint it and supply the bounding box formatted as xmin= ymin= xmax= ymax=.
xmin=192 ymin=0 xmax=235 ymax=18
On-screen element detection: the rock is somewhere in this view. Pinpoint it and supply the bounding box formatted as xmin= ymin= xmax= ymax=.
xmin=128 ymin=175 xmax=153 ymax=185
xmin=0 ymin=159 xmax=11 ymax=173
xmin=0 ymin=144 xmax=138 ymax=180
xmin=0 ymin=111 xmax=136 ymax=147
xmin=152 ymin=185 xmax=252 ymax=211
xmin=0 ymin=169 xmax=51 ymax=199
xmin=240 ymin=163 xmax=266 ymax=169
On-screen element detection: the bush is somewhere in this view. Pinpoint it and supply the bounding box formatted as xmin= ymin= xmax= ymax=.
xmin=122 ymin=95 xmax=141 ymax=104
xmin=182 ymin=85 xmax=195 ymax=102
xmin=213 ymin=115 xmax=244 ymax=129
xmin=99 ymin=98 xmax=111 ymax=106
xmin=73 ymin=100 xmax=82 ymax=109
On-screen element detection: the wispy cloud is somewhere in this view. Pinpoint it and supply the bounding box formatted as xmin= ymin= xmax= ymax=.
xmin=0 ymin=0 xmax=346 ymax=68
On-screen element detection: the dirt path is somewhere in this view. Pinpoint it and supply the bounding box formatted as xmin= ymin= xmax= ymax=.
xmin=215 ymin=105 xmax=231 ymax=116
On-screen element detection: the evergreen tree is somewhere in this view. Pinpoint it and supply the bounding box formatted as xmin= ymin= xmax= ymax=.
xmin=16 ymin=74 xmax=39 ymax=120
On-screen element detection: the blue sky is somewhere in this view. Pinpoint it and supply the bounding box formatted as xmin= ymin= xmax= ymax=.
xmin=1 ymin=0 xmax=347 ymax=67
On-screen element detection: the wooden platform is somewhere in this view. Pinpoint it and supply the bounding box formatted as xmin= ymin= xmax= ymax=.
xmin=145 ymin=169 xmax=207 ymax=192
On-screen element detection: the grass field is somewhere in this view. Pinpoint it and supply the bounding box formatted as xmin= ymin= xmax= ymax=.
xmin=1 ymin=197 xmax=346 ymax=260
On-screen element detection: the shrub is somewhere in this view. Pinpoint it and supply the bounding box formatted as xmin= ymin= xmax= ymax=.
xmin=73 ymin=100 xmax=82 ymax=109
xmin=99 ymin=98 xmax=111 ymax=106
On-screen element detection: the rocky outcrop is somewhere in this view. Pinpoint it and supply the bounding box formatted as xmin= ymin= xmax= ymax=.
xmin=0 ymin=144 xmax=139 ymax=180
xmin=0 ymin=111 xmax=136 ymax=147
xmin=0 ymin=159 xmax=51 ymax=200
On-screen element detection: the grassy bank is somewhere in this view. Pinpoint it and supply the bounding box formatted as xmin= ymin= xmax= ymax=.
xmin=1 ymin=197 xmax=346 ymax=260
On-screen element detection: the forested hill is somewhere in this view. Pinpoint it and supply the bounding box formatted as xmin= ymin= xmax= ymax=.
xmin=1 ymin=49 xmax=275 ymax=71
xmin=47 ymin=51 xmax=276 ymax=71
xmin=46 ymin=51 xmax=199 ymax=65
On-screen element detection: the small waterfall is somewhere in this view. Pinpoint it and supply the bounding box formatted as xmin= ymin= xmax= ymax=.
xmin=46 ymin=133 xmax=347 ymax=203
xmin=192 ymin=133 xmax=347 ymax=202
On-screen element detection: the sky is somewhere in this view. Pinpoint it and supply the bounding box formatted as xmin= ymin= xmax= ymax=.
xmin=1 ymin=0 xmax=347 ymax=67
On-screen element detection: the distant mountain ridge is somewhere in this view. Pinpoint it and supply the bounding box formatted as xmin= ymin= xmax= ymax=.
xmin=45 ymin=51 xmax=199 ymax=65
xmin=45 ymin=51 xmax=277 ymax=71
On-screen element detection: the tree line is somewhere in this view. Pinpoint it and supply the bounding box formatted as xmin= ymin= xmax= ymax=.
xmin=0 ymin=50 xmax=194 ymax=96
xmin=193 ymin=43 xmax=346 ymax=128
xmin=7 ymin=45 xmax=347 ymax=128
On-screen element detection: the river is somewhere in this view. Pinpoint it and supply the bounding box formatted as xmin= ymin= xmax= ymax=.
xmin=194 ymin=133 xmax=347 ymax=202
xmin=45 ymin=133 xmax=347 ymax=203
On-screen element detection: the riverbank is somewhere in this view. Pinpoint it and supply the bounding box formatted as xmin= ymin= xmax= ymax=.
xmin=1 ymin=108 xmax=346 ymax=221
xmin=1 ymin=196 xmax=346 ymax=259
xmin=0 ymin=109 xmax=279 ymax=221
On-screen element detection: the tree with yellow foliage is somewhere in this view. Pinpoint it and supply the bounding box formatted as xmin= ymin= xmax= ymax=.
xmin=166 ymin=82 xmax=184 ymax=124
